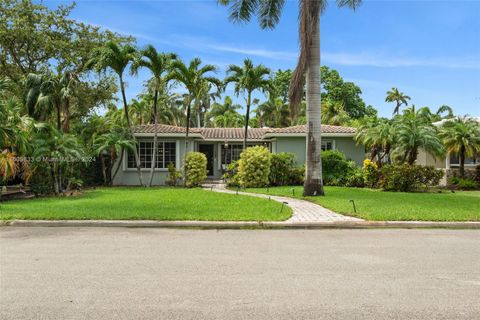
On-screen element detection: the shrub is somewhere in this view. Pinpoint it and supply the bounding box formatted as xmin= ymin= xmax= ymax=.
xmin=166 ymin=163 xmax=182 ymax=186
xmin=223 ymin=161 xmax=240 ymax=187
xmin=455 ymin=178 xmax=479 ymax=190
xmin=29 ymin=164 xmax=54 ymax=195
xmin=345 ymin=165 xmax=365 ymax=188
xmin=184 ymin=152 xmax=207 ymax=187
xmin=321 ymin=150 xmax=352 ymax=185
xmin=363 ymin=159 xmax=380 ymax=188
xmin=269 ymin=153 xmax=304 ymax=186
xmin=379 ymin=164 xmax=443 ymax=192
xmin=237 ymin=146 xmax=271 ymax=188
xmin=476 ymin=165 xmax=480 ymax=184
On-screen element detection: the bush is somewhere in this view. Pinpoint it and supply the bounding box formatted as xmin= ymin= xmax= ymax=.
xmin=184 ymin=152 xmax=207 ymax=187
xmin=321 ymin=150 xmax=352 ymax=185
xmin=166 ymin=163 xmax=182 ymax=186
xmin=223 ymin=161 xmax=240 ymax=187
xmin=238 ymin=146 xmax=271 ymax=188
xmin=379 ymin=164 xmax=444 ymax=192
xmin=345 ymin=165 xmax=365 ymax=188
xmin=29 ymin=164 xmax=54 ymax=195
xmin=269 ymin=153 xmax=304 ymax=186
xmin=450 ymin=176 xmax=478 ymax=190
xmin=363 ymin=159 xmax=380 ymax=188
xmin=476 ymin=165 xmax=480 ymax=184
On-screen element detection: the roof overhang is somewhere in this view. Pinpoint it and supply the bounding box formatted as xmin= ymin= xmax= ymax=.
xmin=262 ymin=132 xmax=355 ymax=138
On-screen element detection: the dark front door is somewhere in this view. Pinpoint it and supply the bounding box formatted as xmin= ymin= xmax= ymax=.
xmin=199 ymin=144 xmax=214 ymax=176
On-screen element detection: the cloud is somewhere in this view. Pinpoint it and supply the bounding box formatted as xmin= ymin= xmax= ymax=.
xmin=322 ymin=52 xmax=480 ymax=69
xmin=207 ymin=44 xmax=298 ymax=61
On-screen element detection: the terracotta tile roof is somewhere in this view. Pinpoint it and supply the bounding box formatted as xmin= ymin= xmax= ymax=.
xmin=268 ymin=124 xmax=356 ymax=134
xmin=133 ymin=124 xmax=356 ymax=138
xmin=201 ymin=128 xmax=266 ymax=140
xmin=134 ymin=124 xmax=201 ymax=134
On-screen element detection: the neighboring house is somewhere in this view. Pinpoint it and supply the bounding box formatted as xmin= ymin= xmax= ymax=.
xmin=112 ymin=124 xmax=365 ymax=185
xmin=416 ymin=117 xmax=480 ymax=185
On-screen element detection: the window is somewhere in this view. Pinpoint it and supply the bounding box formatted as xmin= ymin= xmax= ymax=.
xmin=450 ymin=153 xmax=479 ymax=166
xmin=221 ymin=143 xmax=270 ymax=166
xmin=321 ymin=141 xmax=333 ymax=151
xmin=127 ymin=141 xmax=176 ymax=169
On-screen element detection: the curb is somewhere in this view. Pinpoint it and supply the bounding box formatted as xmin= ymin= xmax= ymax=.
xmin=1 ymin=220 xmax=480 ymax=229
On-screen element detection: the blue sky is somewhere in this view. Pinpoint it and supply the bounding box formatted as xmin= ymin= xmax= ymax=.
xmin=45 ymin=0 xmax=480 ymax=117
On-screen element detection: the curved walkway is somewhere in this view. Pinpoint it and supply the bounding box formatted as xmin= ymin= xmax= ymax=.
xmin=206 ymin=184 xmax=363 ymax=223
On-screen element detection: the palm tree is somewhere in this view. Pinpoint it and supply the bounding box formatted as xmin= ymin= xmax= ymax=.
xmin=213 ymin=111 xmax=244 ymax=128
xmin=224 ymin=58 xmax=270 ymax=149
xmin=206 ymin=96 xmax=242 ymax=126
xmin=385 ymin=87 xmax=411 ymax=115
xmin=90 ymin=42 xmax=144 ymax=186
xmin=132 ymin=46 xmax=176 ymax=187
xmin=393 ymin=107 xmax=444 ymax=165
xmin=219 ymin=0 xmax=362 ymax=196
xmin=169 ymin=58 xmax=220 ymax=153
xmin=94 ymin=127 xmax=135 ymax=186
xmin=434 ymin=105 xmax=454 ymax=121
xmin=321 ymin=100 xmax=350 ymax=126
xmin=440 ymin=116 xmax=480 ymax=178
xmin=255 ymin=96 xmax=290 ymax=127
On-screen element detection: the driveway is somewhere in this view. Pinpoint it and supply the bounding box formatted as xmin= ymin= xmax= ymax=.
xmin=1 ymin=228 xmax=479 ymax=320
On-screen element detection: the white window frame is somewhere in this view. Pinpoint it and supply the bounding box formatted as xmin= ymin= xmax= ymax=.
xmin=124 ymin=140 xmax=179 ymax=171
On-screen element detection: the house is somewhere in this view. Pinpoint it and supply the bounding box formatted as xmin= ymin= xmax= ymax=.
xmin=416 ymin=117 xmax=480 ymax=184
xmin=112 ymin=124 xmax=365 ymax=185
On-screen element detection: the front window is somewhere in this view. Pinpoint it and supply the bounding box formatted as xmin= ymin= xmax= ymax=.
xmin=321 ymin=140 xmax=333 ymax=151
xmin=450 ymin=153 xmax=479 ymax=166
xmin=127 ymin=141 xmax=176 ymax=169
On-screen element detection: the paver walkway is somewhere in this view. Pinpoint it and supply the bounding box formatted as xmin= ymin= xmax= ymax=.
xmin=205 ymin=183 xmax=363 ymax=223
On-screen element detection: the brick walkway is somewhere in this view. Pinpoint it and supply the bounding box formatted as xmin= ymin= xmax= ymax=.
xmin=206 ymin=183 xmax=363 ymax=223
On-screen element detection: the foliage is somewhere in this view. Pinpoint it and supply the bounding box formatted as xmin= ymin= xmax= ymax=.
xmin=184 ymin=152 xmax=207 ymax=187
xmin=166 ymin=163 xmax=182 ymax=186
xmin=449 ymin=177 xmax=478 ymax=190
xmin=224 ymin=161 xmax=240 ymax=187
xmin=321 ymin=150 xmax=354 ymax=186
xmin=237 ymin=146 xmax=271 ymax=188
xmin=440 ymin=116 xmax=480 ymax=177
xmin=269 ymin=153 xmax=303 ymax=186
xmin=29 ymin=163 xmax=54 ymax=195
xmin=385 ymin=87 xmax=411 ymax=115
xmin=363 ymin=159 xmax=380 ymax=188
xmin=379 ymin=164 xmax=443 ymax=192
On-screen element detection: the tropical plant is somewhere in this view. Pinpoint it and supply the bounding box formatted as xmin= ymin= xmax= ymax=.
xmin=224 ymin=58 xmax=270 ymax=148
xmin=440 ymin=116 xmax=480 ymax=177
xmin=132 ymin=46 xmax=176 ymax=186
xmin=184 ymin=151 xmax=207 ymax=187
xmin=169 ymin=58 xmax=220 ymax=182
xmin=94 ymin=127 xmax=135 ymax=186
xmin=385 ymin=87 xmax=411 ymax=115
xmin=237 ymin=146 xmax=271 ymax=188
xmin=392 ymin=106 xmax=444 ymax=165
xmin=255 ymin=96 xmax=290 ymax=127
xmin=213 ymin=111 xmax=244 ymax=128
xmin=355 ymin=118 xmax=395 ymax=165
xmin=321 ymin=99 xmax=350 ymax=126
xmin=219 ymin=0 xmax=363 ymax=196
xmin=90 ymin=41 xmax=144 ymax=186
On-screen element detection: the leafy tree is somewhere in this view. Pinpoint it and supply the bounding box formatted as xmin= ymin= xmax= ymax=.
xmin=321 ymin=99 xmax=350 ymax=126
xmin=131 ymin=45 xmax=176 ymax=186
xmin=255 ymin=97 xmax=290 ymax=127
xmin=224 ymin=58 xmax=270 ymax=148
xmin=90 ymin=41 xmax=144 ymax=186
xmin=355 ymin=118 xmax=395 ymax=165
xmin=270 ymin=69 xmax=293 ymax=103
xmin=386 ymin=87 xmax=411 ymax=115
xmin=219 ymin=0 xmax=363 ymax=196
xmin=213 ymin=111 xmax=244 ymax=128
xmin=205 ymin=96 xmax=242 ymax=126
xmin=440 ymin=116 xmax=480 ymax=177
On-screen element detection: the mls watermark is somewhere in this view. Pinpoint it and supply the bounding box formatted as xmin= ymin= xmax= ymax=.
xmin=12 ymin=156 xmax=96 ymax=163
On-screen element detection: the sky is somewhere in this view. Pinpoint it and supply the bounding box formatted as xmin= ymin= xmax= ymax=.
xmin=44 ymin=0 xmax=480 ymax=117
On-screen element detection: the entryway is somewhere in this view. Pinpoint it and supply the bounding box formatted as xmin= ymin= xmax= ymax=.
xmin=198 ymin=144 xmax=214 ymax=176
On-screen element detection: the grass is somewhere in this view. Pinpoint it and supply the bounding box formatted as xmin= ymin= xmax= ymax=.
xmin=246 ymin=186 xmax=480 ymax=222
xmin=0 ymin=187 xmax=291 ymax=221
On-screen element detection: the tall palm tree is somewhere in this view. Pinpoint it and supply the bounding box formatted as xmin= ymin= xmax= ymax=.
xmin=219 ymin=0 xmax=362 ymax=196
xmin=440 ymin=116 xmax=480 ymax=178
xmin=169 ymin=58 xmax=220 ymax=154
xmin=224 ymin=58 xmax=270 ymax=149
xmin=213 ymin=111 xmax=244 ymax=128
xmin=255 ymin=96 xmax=290 ymax=127
xmin=206 ymin=96 xmax=242 ymax=126
xmin=355 ymin=118 xmax=395 ymax=165
xmin=385 ymin=87 xmax=411 ymax=115
xmin=90 ymin=42 xmax=144 ymax=186
xmin=132 ymin=46 xmax=176 ymax=187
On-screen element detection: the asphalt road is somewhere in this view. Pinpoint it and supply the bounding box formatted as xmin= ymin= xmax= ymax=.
xmin=1 ymin=228 xmax=479 ymax=320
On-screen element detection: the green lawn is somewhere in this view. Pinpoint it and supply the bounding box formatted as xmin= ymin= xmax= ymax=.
xmin=246 ymin=186 xmax=480 ymax=221
xmin=0 ymin=187 xmax=291 ymax=221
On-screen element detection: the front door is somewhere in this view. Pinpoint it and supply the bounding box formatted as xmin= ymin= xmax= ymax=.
xmin=199 ymin=144 xmax=214 ymax=176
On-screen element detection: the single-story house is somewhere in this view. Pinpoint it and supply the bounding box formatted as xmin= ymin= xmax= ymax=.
xmin=112 ymin=124 xmax=365 ymax=185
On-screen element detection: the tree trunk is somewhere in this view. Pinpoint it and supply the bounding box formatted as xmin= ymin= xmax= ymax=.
xmin=111 ymin=147 xmax=124 ymax=185
xmin=243 ymin=93 xmax=251 ymax=150
xmin=56 ymin=103 xmax=62 ymax=131
xmin=459 ymin=146 xmax=466 ymax=178
xmin=62 ymin=98 xmax=70 ymax=133
xmin=148 ymin=87 xmax=160 ymax=187
xmin=184 ymin=94 xmax=192 ymax=186
xmin=119 ymin=75 xmax=144 ymax=186
xmin=100 ymin=153 xmax=108 ymax=185
xmin=303 ymin=18 xmax=324 ymax=196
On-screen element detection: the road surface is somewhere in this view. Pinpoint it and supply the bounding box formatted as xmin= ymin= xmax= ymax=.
xmin=1 ymin=228 xmax=479 ymax=319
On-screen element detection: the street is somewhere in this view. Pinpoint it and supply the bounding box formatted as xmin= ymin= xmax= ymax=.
xmin=1 ymin=228 xmax=479 ymax=319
